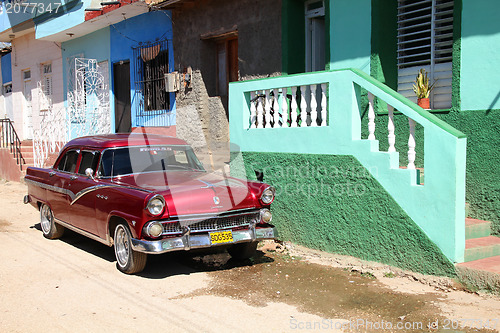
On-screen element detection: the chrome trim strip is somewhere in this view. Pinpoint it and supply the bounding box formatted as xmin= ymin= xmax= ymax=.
xmin=54 ymin=218 xmax=111 ymax=246
xmin=25 ymin=178 xmax=76 ymax=201
xmin=71 ymin=184 xmax=153 ymax=205
xmin=130 ymin=226 xmax=278 ymax=254
xmin=167 ymin=208 xmax=260 ymax=222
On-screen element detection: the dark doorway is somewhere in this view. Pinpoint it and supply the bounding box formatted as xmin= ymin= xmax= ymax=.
xmin=113 ymin=61 xmax=132 ymax=133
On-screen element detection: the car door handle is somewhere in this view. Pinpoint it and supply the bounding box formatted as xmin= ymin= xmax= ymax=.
xmin=70 ymin=175 xmax=78 ymax=180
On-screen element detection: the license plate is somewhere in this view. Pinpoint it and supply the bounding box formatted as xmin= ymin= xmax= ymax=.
xmin=210 ymin=230 xmax=234 ymax=245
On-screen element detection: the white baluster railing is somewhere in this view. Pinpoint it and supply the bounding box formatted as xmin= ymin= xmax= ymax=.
xmin=281 ymin=87 xmax=288 ymax=127
xmin=310 ymin=84 xmax=318 ymax=127
xmin=300 ymin=85 xmax=308 ymax=127
xmin=250 ymin=91 xmax=257 ymax=129
xmin=264 ymin=90 xmax=272 ymax=128
xmin=256 ymin=91 xmax=264 ymax=128
xmin=290 ymin=86 xmax=298 ymax=127
xmin=247 ymin=83 xmax=328 ymax=128
xmin=387 ymin=105 xmax=396 ymax=152
xmin=408 ymin=118 xmax=416 ymax=169
xmin=321 ymin=83 xmax=327 ymax=126
xmin=367 ymin=92 xmax=376 ymax=140
xmin=273 ymin=88 xmax=280 ymax=127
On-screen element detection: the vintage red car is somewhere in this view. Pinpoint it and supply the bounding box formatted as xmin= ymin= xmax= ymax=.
xmin=24 ymin=134 xmax=277 ymax=274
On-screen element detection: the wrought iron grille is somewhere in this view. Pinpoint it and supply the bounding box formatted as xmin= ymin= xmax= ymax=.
xmin=133 ymin=40 xmax=172 ymax=125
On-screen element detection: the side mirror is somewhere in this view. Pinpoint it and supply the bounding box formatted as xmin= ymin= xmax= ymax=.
xmin=85 ymin=168 xmax=96 ymax=181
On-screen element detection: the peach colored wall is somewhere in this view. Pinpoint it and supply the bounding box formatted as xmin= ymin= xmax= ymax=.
xmin=10 ymin=32 xmax=63 ymax=140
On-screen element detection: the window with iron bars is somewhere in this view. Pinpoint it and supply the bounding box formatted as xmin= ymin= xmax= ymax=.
xmin=134 ymin=41 xmax=170 ymax=116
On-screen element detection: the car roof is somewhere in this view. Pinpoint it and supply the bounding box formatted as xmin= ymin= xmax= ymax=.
xmin=62 ymin=134 xmax=189 ymax=150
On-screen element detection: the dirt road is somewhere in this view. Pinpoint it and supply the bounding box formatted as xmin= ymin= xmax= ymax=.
xmin=1 ymin=180 xmax=499 ymax=332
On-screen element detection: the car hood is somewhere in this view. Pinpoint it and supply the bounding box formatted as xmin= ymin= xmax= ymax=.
xmin=112 ymin=171 xmax=261 ymax=217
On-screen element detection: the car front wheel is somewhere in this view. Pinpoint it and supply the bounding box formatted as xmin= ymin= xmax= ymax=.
xmin=40 ymin=204 xmax=64 ymax=239
xmin=228 ymin=241 xmax=258 ymax=260
xmin=114 ymin=224 xmax=147 ymax=274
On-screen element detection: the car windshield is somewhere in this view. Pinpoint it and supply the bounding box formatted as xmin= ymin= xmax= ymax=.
xmin=99 ymin=145 xmax=205 ymax=177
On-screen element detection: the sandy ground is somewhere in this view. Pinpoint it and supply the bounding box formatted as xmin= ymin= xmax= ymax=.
xmin=0 ymin=180 xmax=499 ymax=332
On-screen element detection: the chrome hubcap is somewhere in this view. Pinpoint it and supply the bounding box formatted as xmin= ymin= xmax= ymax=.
xmin=115 ymin=226 xmax=130 ymax=267
xmin=40 ymin=205 xmax=51 ymax=234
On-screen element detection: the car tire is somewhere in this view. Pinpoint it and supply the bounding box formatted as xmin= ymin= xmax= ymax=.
xmin=114 ymin=224 xmax=147 ymax=274
xmin=40 ymin=204 xmax=64 ymax=239
xmin=227 ymin=241 xmax=258 ymax=260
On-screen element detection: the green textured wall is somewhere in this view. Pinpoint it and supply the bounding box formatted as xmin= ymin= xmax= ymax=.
xmin=363 ymin=109 xmax=500 ymax=235
xmin=439 ymin=110 xmax=500 ymax=234
xmin=233 ymin=152 xmax=456 ymax=277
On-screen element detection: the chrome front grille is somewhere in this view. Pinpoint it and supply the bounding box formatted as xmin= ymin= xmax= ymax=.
xmin=162 ymin=211 xmax=259 ymax=235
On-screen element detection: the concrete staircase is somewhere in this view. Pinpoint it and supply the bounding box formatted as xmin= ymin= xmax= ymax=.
xmin=20 ymin=140 xmax=34 ymax=171
xmin=456 ymin=217 xmax=500 ymax=291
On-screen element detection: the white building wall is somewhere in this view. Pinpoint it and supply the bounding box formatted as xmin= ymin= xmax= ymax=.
xmin=11 ymin=32 xmax=63 ymax=140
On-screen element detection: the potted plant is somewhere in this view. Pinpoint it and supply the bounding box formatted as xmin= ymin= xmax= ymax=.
xmin=412 ymin=69 xmax=436 ymax=109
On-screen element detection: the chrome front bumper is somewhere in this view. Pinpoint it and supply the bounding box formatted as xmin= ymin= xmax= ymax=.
xmin=130 ymin=226 xmax=278 ymax=254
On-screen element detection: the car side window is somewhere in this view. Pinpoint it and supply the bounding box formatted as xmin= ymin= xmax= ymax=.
xmin=56 ymin=150 xmax=79 ymax=173
xmin=78 ymin=151 xmax=101 ymax=175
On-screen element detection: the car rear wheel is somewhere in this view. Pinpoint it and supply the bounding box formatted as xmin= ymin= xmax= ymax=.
xmin=114 ymin=224 xmax=147 ymax=274
xmin=228 ymin=241 xmax=258 ymax=260
xmin=40 ymin=204 xmax=64 ymax=239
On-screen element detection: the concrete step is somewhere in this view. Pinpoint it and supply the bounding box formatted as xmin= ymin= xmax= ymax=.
xmin=456 ymin=255 xmax=500 ymax=293
xmin=464 ymin=236 xmax=500 ymax=262
xmin=466 ymin=218 xmax=492 ymax=240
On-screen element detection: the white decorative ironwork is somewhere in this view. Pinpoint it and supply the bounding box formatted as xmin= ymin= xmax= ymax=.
xmin=33 ymin=58 xmax=111 ymax=167
xmin=33 ymin=107 xmax=67 ymax=167
xmin=67 ymin=58 xmax=111 ymax=138
xmin=256 ymin=91 xmax=264 ymax=128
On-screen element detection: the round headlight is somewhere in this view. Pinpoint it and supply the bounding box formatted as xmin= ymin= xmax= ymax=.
xmin=260 ymin=187 xmax=275 ymax=204
xmin=146 ymin=195 xmax=165 ymax=216
xmin=260 ymin=208 xmax=272 ymax=223
xmin=144 ymin=221 xmax=163 ymax=238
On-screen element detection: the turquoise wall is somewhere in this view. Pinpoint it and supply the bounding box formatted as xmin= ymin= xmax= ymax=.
xmin=329 ymin=0 xmax=371 ymax=73
xmin=460 ymin=0 xmax=500 ymax=111
xmin=61 ymin=27 xmax=111 ymax=98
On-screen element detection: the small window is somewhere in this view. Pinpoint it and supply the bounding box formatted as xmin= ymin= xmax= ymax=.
xmin=3 ymin=83 xmax=12 ymax=94
xmin=78 ymin=151 xmax=101 ymax=175
xmin=57 ymin=150 xmax=80 ymax=173
xmin=23 ymin=70 xmax=31 ymax=80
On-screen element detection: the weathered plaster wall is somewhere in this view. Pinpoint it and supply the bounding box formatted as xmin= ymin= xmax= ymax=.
xmin=11 ymin=32 xmax=64 ymax=140
xmin=233 ymin=152 xmax=456 ymax=276
xmin=171 ymin=0 xmax=282 ymax=152
xmin=329 ymin=0 xmax=371 ymax=73
xmin=460 ymin=0 xmax=500 ymax=111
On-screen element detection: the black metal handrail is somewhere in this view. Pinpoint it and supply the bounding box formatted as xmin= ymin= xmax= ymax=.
xmin=0 ymin=118 xmax=25 ymax=170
